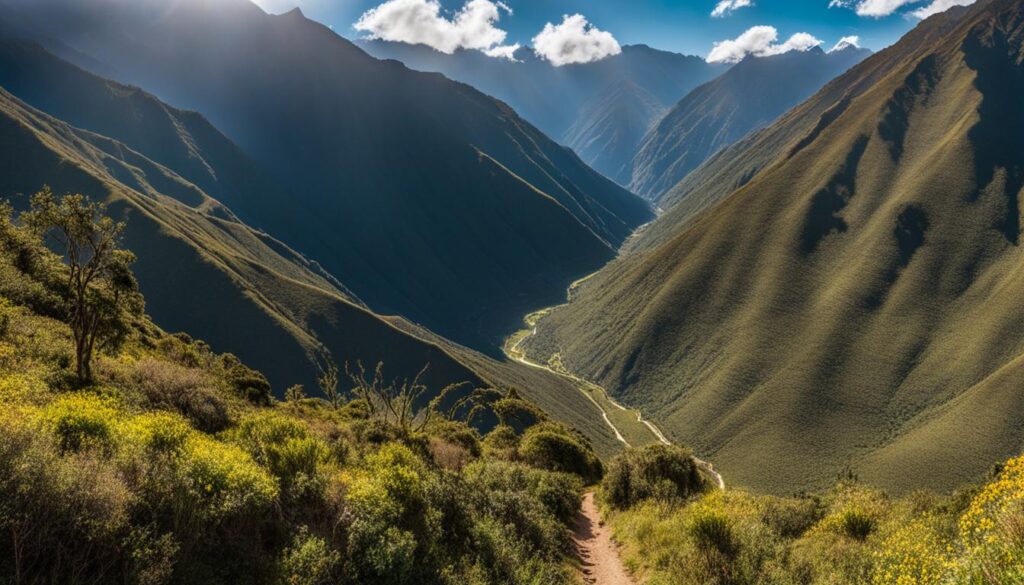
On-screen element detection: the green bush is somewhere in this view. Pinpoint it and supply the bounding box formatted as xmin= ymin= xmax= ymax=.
xmin=602 ymin=444 xmax=705 ymax=510
xmin=689 ymin=510 xmax=739 ymax=559
xmin=839 ymin=508 xmax=876 ymax=541
xmin=481 ymin=424 xmax=519 ymax=460
xmin=464 ymin=460 xmax=581 ymax=524
xmin=41 ymin=393 xmax=118 ymax=453
xmin=222 ymin=353 xmax=272 ymax=405
xmin=277 ymin=527 xmax=341 ymax=585
xmin=129 ymin=358 xmax=230 ymax=432
xmin=518 ymin=422 xmax=602 ymax=483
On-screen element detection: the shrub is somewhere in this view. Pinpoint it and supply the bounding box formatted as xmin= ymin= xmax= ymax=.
xmin=129 ymin=358 xmax=230 ymax=432
xmin=464 ymin=460 xmax=581 ymax=525
xmin=518 ymin=423 xmax=602 ymax=483
xmin=689 ymin=510 xmax=739 ymax=559
xmin=839 ymin=508 xmax=876 ymax=541
xmin=481 ymin=424 xmax=519 ymax=460
xmin=119 ymin=411 xmax=191 ymax=456
xmin=175 ymin=435 xmax=279 ymax=522
xmin=222 ymin=353 xmax=272 ymax=405
xmin=602 ymin=444 xmax=704 ymax=510
xmin=40 ymin=393 xmax=118 ymax=453
xmin=344 ymin=444 xmax=429 ymax=583
xmin=277 ymin=527 xmax=341 ymax=585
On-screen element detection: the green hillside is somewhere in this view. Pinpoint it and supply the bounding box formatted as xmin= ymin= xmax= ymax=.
xmin=525 ymin=0 xmax=1024 ymax=494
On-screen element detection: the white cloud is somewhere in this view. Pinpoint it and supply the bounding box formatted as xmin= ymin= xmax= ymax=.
xmin=531 ymin=14 xmax=622 ymax=66
xmin=353 ymin=0 xmax=519 ymax=58
xmin=828 ymin=0 xmax=974 ymax=18
xmin=909 ymin=0 xmax=976 ymax=18
xmin=828 ymin=35 xmax=861 ymax=52
xmin=706 ymin=26 xmax=823 ymax=63
xmin=711 ymin=0 xmax=754 ymax=18
xmin=850 ymin=0 xmax=917 ymax=17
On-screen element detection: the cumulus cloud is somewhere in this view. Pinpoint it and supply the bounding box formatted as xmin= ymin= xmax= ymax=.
xmin=531 ymin=14 xmax=622 ymax=66
xmin=353 ymin=0 xmax=519 ymax=59
xmin=909 ymin=0 xmax=976 ymax=18
xmin=828 ymin=35 xmax=861 ymax=52
xmin=711 ymin=0 xmax=754 ymax=18
xmin=706 ymin=26 xmax=823 ymax=64
xmin=829 ymin=0 xmax=974 ymax=18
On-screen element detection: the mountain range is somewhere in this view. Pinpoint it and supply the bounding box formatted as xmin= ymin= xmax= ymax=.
xmin=359 ymin=40 xmax=727 ymax=182
xmin=522 ymin=0 xmax=1024 ymax=494
xmin=0 ymin=0 xmax=652 ymax=355
xmin=629 ymin=44 xmax=872 ymax=201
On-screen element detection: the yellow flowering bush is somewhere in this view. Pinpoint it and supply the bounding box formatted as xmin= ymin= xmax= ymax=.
xmin=39 ymin=392 xmax=120 ymax=453
xmin=870 ymin=514 xmax=953 ymax=585
xmin=957 ymin=456 xmax=1024 ymax=582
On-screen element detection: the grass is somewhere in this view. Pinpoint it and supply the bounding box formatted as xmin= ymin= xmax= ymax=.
xmin=600 ymin=454 xmax=1024 ymax=585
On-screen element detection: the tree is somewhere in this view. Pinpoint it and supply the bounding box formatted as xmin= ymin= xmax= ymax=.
xmin=23 ymin=188 xmax=142 ymax=382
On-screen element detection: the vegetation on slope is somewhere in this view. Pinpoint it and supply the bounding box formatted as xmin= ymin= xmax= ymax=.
xmin=600 ymin=445 xmax=1024 ymax=585
xmin=629 ymin=46 xmax=870 ymax=201
xmin=526 ymin=0 xmax=1024 ymax=494
xmin=0 ymin=195 xmax=604 ymax=585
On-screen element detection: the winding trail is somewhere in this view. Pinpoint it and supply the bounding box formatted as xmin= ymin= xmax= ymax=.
xmin=505 ymin=317 xmax=726 ymax=491
xmin=573 ymin=493 xmax=634 ymax=585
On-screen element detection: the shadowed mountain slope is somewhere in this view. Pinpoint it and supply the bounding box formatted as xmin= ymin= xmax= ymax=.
xmin=563 ymin=80 xmax=666 ymax=185
xmin=524 ymin=0 xmax=1024 ymax=493
xmin=629 ymin=46 xmax=871 ymax=201
xmin=0 ymin=66 xmax=628 ymax=458
xmin=359 ymin=41 xmax=726 ymax=182
xmin=3 ymin=0 xmax=652 ymax=351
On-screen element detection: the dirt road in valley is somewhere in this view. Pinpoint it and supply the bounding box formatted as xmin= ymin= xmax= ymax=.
xmin=573 ymin=492 xmax=635 ymax=585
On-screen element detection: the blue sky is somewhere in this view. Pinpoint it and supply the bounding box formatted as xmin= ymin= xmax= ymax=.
xmin=251 ymin=0 xmax=970 ymax=58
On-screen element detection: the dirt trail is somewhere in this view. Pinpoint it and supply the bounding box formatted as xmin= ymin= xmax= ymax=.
xmin=573 ymin=492 xmax=635 ymax=585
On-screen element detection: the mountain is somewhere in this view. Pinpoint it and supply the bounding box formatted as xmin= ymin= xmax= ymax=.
xmin=358 ymin=40 xmax=726 ymax=181
xmin=0 ymin=42 xmax=632 ymax=458
xmin=563 ymin=80 xmax=666 ymax=185
xmin=2 ymin=0 xmax=652 ymax=352
xmin=629 ymin=45 xmax=871 ymax=201
xmin=521 ymin=0 xmax=1024 ymax=493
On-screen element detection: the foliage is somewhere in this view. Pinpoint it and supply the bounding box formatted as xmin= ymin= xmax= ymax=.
xmin=22 ymin=188 xmax=143 ymax=381
xmin=602 ymin=452 xmax=1024 ymax=585
xmin=601 ymin=443 xmax=705 ymax=510
xmin=517 ymin=422 xmax=603 ymax=483
xmin=0 ymin=219 xmax=588 ymax=584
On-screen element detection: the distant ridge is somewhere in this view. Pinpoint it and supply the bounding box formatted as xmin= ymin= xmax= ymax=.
xmin=629 ymin=45 xmax=871 ymax=201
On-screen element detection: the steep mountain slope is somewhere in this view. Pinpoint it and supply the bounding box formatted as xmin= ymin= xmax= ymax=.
xmin=629 ymin=46 xmax=871 ymax=201
xmin=524 ymin=0 xmax=1024 ymax=493
xmin=358 ymin=41 xmax=726 ymax=180
xmin=0 ymin=66 xmax=628 ymax=458
xmin=634 ymin=5 xmax=972 ymax=252
xmin=4 ymin=0 xmax=652 ymax=351
xmin=563 ymin=80 xmax=666 ymax=185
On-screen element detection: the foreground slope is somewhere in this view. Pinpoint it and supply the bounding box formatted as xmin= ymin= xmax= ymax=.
xmin=4 ymin=0 xmax=652 ymax=350
xmin=629 ymin=46 xmax=871 ymax=201
xmin=526 ymin=0 xmax=1024 ymax=493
